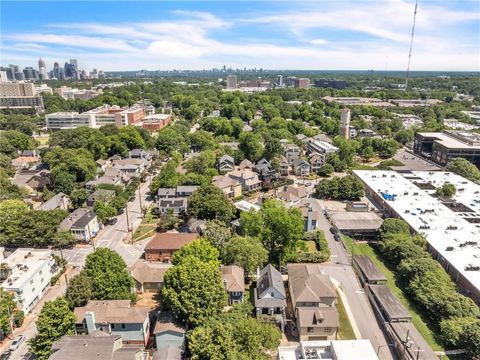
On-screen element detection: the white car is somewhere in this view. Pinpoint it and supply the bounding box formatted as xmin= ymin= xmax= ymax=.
xmin=9 ymin=335 xmax=25 ymax=351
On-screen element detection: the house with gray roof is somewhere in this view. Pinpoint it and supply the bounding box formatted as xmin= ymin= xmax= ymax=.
xmin=218 ymin=154 xmax=235 ymax=174
xmin=59 ymin=208 xmax=100 ymax=242
xmin=87 ymin=189 xmax=116 ymax=208
xmin=74 ymin=300 xmax=151 ymax=346
xmin=287 ymin=264 xmax=339 ymax=341
xmin=128 ymin=149 xmax=151 ymax=161
xmin=254 ymin=264 xmax=286 ymax=330
xmin=153 ymin=311 xmax=185 ymax=360
xmin=38 ymin=192 xmax=70 ymax=211
xmin=293 ymin=159 xmax=311 ymax=176
xmin=49 ymin=331 xmax=145 ymax=360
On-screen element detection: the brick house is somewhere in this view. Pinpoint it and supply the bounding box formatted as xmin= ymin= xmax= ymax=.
xmin=144 ymin=233 xmax=199 ymax=263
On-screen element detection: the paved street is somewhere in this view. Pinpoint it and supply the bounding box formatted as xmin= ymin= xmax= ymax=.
xmin=297 ymin=198 xmax=396 ymax=360
xmin=0 ymin=177 xmax=154 ymax=359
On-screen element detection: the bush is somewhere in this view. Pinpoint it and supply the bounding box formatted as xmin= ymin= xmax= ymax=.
xmin=13 ymin=310 xmax=24 ymax=328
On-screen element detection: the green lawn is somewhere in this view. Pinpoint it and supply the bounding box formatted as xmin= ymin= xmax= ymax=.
xmin=336 ymin=291 xmax=356 ymax=340
xmin=343 ymin=236 xmax=444 ymax=352
xmin=304 ymin=240 xmax=317 ymax=252
xmin=132 ymin=206 xmax=158 ymax=242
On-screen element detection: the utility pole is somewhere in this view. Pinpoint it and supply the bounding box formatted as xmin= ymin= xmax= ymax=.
xmin=138 ymin=185 xmax=143 ymax=214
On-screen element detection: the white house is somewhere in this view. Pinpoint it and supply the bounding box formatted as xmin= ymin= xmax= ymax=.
xmin=59 ymin=208 xmax=100 ymax=242
xmin=1 ymin=249 xmax=56 ymax=313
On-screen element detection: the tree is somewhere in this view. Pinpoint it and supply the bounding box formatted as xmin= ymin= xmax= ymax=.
xmin=156 ymin=210 xmax=180 ymax=232
xmin=185 ymin=150 xmax=217 ymax=174
xmin=0 ymin=288 xmax=17 ymax=337
xmin=361 ymin=145 xmax=375 ymax=161
xmin=447 ymin=158 xmax=480 ymax=182
xmin=379 ymin=218 xmax=411 ymax=238
xmin=203 ymin=220 xmax=233 ymax=256
xmin=223 ymin=236 xmax=268 ymax=277
xmin=314 ymin=175 xmax=364 ymax=201
xmin=188 ymin=319 xmax=239 ymax=360
xmin=52 ymin=231 xmax=76 ymax=249
xmin=240 ymin=200 xmax=304 ymax=264
xmin=0 ymin=130 xmax=34 ymax=157
xmin=162 ymin=256 xmax=227 ymax=327
xmin=29 ymin=297 xmax=76 ymax=360
xmin=239 ymin=132 xmax=264 ymax=162
xmin=317 ymin=163 xmax=334 ymax=177
xmin=459 ymin=320 xmax=480 ymax=358
xmin=65 ymin=271 xmax=93 ymax=309
xmin=394 ymin=129 xmax=414 ymax=145
xmin=435 ymin=182 xmax=456 ymax=197
xmin=172 ymin=238 xmax=220 ymax=265
xmin=0 ymin=200 xmax=29 ymax=244
xmin=93 ymin=200 xmax=117 ymax=223
xmin=188 ymin=184 xmax=235 ymax=222
xmin=70 ymin=188 xmax=88 ymax=208
xmin=84 ymin=248 xmax=135 ymax=301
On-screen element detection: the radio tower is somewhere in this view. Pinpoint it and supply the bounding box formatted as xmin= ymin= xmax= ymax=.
xmin=405 ymin=0 xmax=418 ymax=90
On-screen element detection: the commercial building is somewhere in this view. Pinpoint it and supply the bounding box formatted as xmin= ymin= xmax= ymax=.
xmin=0 ymin=81 xmax=43 ymax=112
xmin=277 ymin=340 xmax=378 ymax=360
xmin=54 ymin=86 xmax=102 ymax=100
xmin=390 ymin=99 xmax=442 ymax=107
xmin=226 ymin=74 xmax=237 ymax=89
xmin=322 ymin=96 xmax=392 ymax=107
xmin=414 ymin=131 xmax=480 ymax=166
xmin=139 ymin=114 xmax=172 ymax=132
xmin=0 ymin=82 xmax=36 ymax=96
xmin=1 ymin=249 xmax=55 ymax=313
xmin=306 ymin=140 xmax=339 ymax=160
xmin=313 ymin=79 xmax=348 ymax=89
xmin=354 ymin=170 xmax=480 ymax=303
xmin=46 ymin=105 xmax=145 ymax=130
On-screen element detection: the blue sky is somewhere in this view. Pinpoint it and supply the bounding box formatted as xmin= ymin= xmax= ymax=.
xmin=1 ymin=1 xmax=479 ymax=71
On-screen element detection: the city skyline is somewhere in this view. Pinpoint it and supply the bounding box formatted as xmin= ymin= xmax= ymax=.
xmin=1 ymin=0 xmax=479 ymax=72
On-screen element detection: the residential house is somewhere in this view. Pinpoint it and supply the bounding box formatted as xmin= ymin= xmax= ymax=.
xmin=21 ymin=150 xmax=38 ymax=157
xmin=254 ymin=264 xmax=286 ymax=331
xmin=38 ymin=192 xmax=71 ymax=211
xmin=12 ymin=169 xmax=51 ymax=192
xmin=86 ymin=189 xmax=116 ymax=207
xmin=11 ymin=155 xmax=40 ymax=169
xmin=295 ymin=202 xmax=321 ymax=232
xmin=144 ymin=232 xmax=199 ymax=262
xmin=95 ymin=159 xmax=111 ymax=173
xmin=253 ymin=158 xmax=279 ymax=186
xmin=156 ymin=186 xmax=198 ymax=214
xmin=58 ymin=208 xmax=100 ymax=242
xmin=221 ymin=265 xmax=245 ymax=305
xmin=309 ymin=153 xmax=324 ymax=174
xmin=175 ymin=185 xmax=198 ymax=197
xmin=276 ymin=185 xmax=309 ymax=204
xmin=49 ymin=332 xmax=145 ymax=360
xmin=227 ymin=168 xmax=261 ymax=192
xmin=1 ymin=249 xmax=55 ymax=314
xmin=287 ymin=264 xmax=339 ymax=341
xmin=86 ymin=175 xmax=124 ymax=190
xmin=157 ymin=198 xmax=187 ymax=215
xmin=212 ymin=175 xmax=242 ymax=199
xmin=285 ymin=144 xmax=301 ymax=164
xmin=112 ymin=159 xmax=146 ymax=177
xmin=74 ymin=300 xmax=151 ymax=346
xmin=293 ymin=159 xmax=311 ymax=177
xmin=129 ymin=260 xmax=172 ymax=293
xmin=238 ymin=159 xmax=253 ymax=170
xmin=279 ymin=155 xmax=290 ymax=176
xmin=154 ymin=312 xmax=185 ymax=360
xmin=128 ymin=149 xmax=151 ymax=161
xmin=218 ymin=154 xmax=235 ymax=174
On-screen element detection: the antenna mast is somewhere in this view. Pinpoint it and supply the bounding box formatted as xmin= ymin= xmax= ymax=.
xmin=405 ymin=0 xmax=418 ymax=90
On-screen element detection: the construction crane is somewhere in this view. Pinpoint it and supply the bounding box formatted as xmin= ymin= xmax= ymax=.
xmin=405 ymin=0 xmax=419 ymax=90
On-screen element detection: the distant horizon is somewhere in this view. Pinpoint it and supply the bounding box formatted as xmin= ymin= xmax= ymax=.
xmin=1 ymin=1 xmax=479 ymax=72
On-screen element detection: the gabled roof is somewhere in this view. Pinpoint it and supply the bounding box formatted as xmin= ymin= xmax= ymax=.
xmin=219 ymin=154 xmax=234 ymax=163
xmin=154 ymin=311 xmax=185 ymax=335
xmin=288 ymin=264 xmax=336 ymax=307
xmin=293 ymin=159 xmax=310 ymax=168
xmin=38 ymin=192 xmax=69 ymax=211
xmin=257 ymin=264 xmax=285 ymax=299
xmin=59 ymin=208 xmax=97 ymax=231
xmin=221 ymin=265 xmax=244 ymax=292
xmin=50 ymin=333 xmax=124 ymax=360
xmin=129 ymin=260 xmax=172 ymax=285
xmin=297 ymin=307 xmax=339 ymax=328
xmin=238 ymin=159 xmax=253 ymax=169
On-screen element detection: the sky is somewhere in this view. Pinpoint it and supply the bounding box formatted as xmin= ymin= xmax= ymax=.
xmin=1 ymin=1 xmax=479 ymax=72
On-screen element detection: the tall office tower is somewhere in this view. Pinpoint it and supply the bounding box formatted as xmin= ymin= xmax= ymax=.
xmin=0 ymin=71 xmax=8 ymax=83
xmin=9 ymin=64 xmax=24 ymax=80
xmin=23 ymin=67 xmax=39 ymax=80
xmin=226 ymin=75 xmax=237 ymax=89
xmin=53 ymin=62 xmax=64 ymax=80
xmin=70 ymin=59 xmax=78 ymax=69
xmin=278 ymin=75 xmax=283 ymax=87
xmin=38 ymin=58 xmax=48 ymax=80
xmin=340 ymin=108 xmax=351 ymax=139
xmin=296 ymin=78 xmax=310 ymax=89
xmin=64 ymin=62 xmax=78 ymax=79
xmin=0 ymin=67 xmax=14 ymax=81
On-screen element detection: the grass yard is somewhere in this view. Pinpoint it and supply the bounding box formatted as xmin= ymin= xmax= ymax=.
xmin=132 ymin=206 xmax=158 ymax=242
xmin=304 ymin=240 xmax=317 ymax=252
xmin=343 ymin=236 xmax=444 ymax=352
xmin=336 ymin=291 xmax=356 ymax=340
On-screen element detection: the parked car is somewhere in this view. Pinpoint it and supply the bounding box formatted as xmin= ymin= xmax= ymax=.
xmin=107 ymin=217 xmax=118 ymax=225
xmin=329 ymin=227 xmax=337 ymax=234
xmin=334 ymin=233 xmax=341 ymax=242
xmin=9 ymin=335 xmax=25 ymax=351
xmin=0 ymin=351 xmax=11 ymax=360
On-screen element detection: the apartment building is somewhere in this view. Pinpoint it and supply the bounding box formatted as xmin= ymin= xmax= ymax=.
xmin=1 ymin=249 xmax=55 ymax=313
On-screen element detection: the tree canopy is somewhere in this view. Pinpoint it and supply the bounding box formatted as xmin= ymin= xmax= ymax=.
xmin=172 ymin=238 xmax=220 ymax=265
xmin=223 ymin=235 xmax=268 ymax=276
xmin=188 ymin=184 xmax=235 ymax=222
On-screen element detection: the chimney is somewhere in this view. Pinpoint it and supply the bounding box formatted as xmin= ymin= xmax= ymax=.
xmin=84 ymin=311 xmax=96 ymax=334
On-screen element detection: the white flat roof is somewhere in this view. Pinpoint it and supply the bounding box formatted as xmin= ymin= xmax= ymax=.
xmin=309 ymin=140 xmax=339 ymax=152
xmin=278 ymin=340 xmax=378 ymax=360
xmin=354 ymin=170 xmax=480 ymax=294
xmin=1 ymin=249 xmax=53 ymax=290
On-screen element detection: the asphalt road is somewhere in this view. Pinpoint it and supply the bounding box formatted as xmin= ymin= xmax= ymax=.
xmin=297 ymin=198 xmax=396 ymax=360
xmin=1 ymin=177 xmax=154 ymax=359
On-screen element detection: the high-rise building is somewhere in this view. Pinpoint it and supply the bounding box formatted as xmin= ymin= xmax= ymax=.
xmin=226 ymin=75 xmax=237 ymax=89
xmin=64 ymin=62 xmax=77 ymax=79
xmin=23 ymin=67 xmax=39 ymax=80
xmin=70 ymin=59 xmax=78 ymax=69
xmin=0 ymin=82 xmax=43 ymax=113
xmin=0 ymin=82 xmax=36 ymax=96
xmin=53 ymin=62 xmax=65 ymax=80
xmin=9 ymin=64 xmax=24 ymax=81
xmin=0 ymin=66 xmax=14 ymax=81
xmin=296 ymin=78 xmax=310 ymax=89
xmin=340 ymin=109 xmax=351 ymax=139
xmin=0 ymin=71 xmax=8 ymax=83
xmin=38 ymin=58 xmax=48 ymax=80
xmin=278 ymin=75 xmax=283 ymax=87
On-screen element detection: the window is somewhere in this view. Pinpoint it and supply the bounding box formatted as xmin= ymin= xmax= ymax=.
xmin=111 ymin=324 xmax=115 ymax=329
xmin=307 ymin=327 xmax=314 ymax=333
xmin=324 ymin=328 xmax=331 ymax=332
xmin=121 ymin=323 xmax=126 ymax=329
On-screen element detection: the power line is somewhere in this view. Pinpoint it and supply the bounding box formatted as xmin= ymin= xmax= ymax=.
xmin=405 ymin=0 xmax=419 ymax=90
